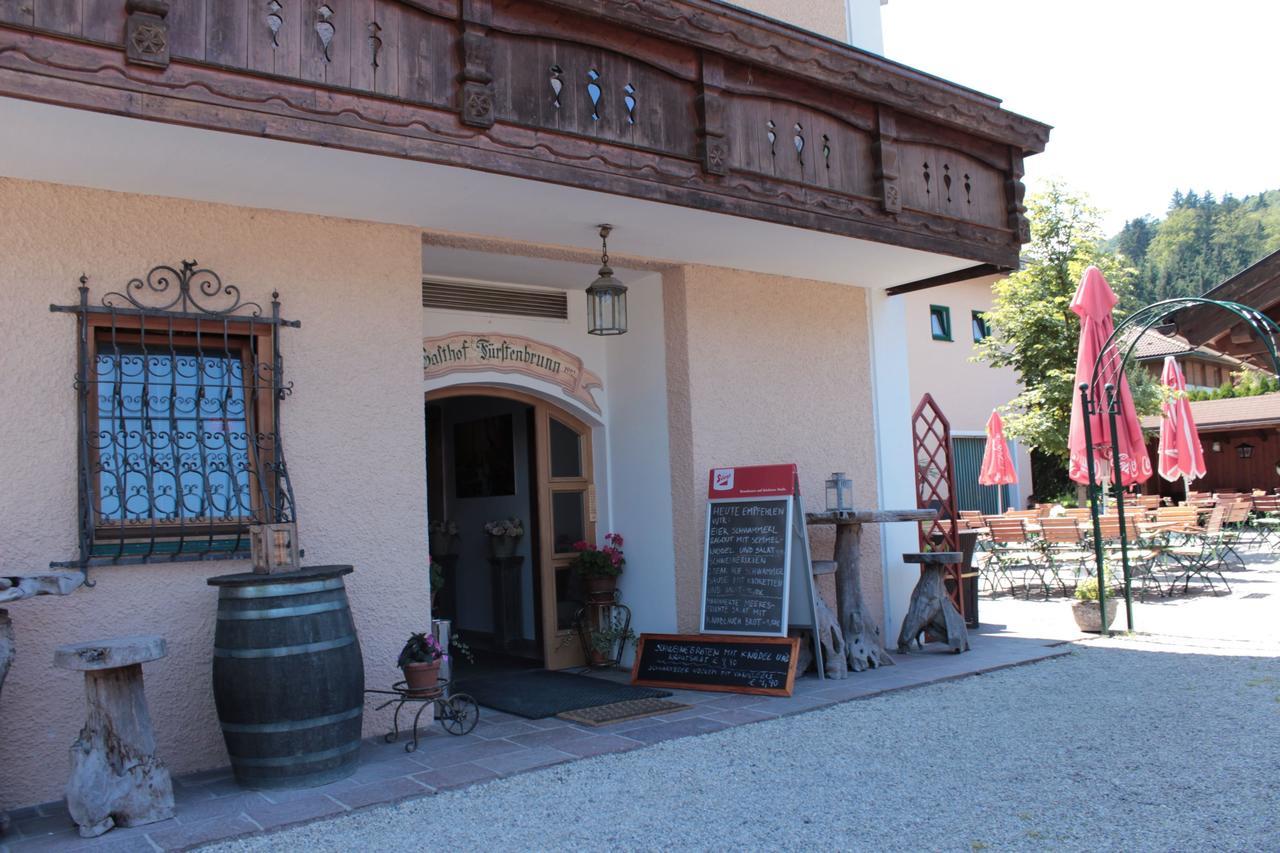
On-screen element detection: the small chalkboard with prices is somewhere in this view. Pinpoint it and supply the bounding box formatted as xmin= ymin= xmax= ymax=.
xmin=630 ymin=634 xmax=801 ymax=697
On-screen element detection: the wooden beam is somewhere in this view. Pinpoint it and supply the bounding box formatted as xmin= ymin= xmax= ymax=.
xmin=885 ymin=263 xmax=1011 ymax=296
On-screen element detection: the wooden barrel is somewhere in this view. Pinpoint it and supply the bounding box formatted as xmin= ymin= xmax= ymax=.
xmin=207 ymin=565 xmax=364 ymax=789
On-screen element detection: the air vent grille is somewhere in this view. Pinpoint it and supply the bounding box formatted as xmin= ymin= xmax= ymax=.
xmin=423 ymin=280 xmax=569 ymax=320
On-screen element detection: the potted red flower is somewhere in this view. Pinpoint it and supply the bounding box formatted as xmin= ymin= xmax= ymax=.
xmin=398 ymin=631 xmax=447 ymax=696
xmin=570 ymin=533 xmax=626 ymax=603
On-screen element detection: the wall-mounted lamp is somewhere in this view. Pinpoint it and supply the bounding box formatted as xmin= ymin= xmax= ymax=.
xmin=1211 ymin=441 xmax=1222 ymax=453
xmin=825 ymin=472 xmax=854 ymax=512
xmin=585 ymin=224 xmax=627 ymax=336
xmin=1237 ymin=442 xmax=1255 ymax=459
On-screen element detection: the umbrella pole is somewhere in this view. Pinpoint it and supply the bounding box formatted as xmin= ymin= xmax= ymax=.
xmin=1079 ymin=383 xmax=1108 ymax=637
xmin=1105 ymin=384 xmax=1135 ymax=633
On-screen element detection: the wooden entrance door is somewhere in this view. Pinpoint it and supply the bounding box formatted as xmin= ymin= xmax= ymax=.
xmin=428 ymin=386 xmax=593 ymax=669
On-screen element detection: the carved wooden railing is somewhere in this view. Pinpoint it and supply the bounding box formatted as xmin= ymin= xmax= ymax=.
xmin=0 ymin=0 xmax=1049 ymax=266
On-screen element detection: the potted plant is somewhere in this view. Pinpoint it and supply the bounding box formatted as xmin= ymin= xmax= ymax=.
xmin=587 ymin=621 xmax=636 ymax=667
xmin=1072 ymin=577 xmax=1118 ymax=633
xmin=398 ymin=631 xmax=447 ymax=696
xmin=570 ymin=533 xmax=625 ymax=602
xmin=429 ymin=519 xmax=458 ymax=557
xmin=483 ymin=517 xmax=524 ymax=558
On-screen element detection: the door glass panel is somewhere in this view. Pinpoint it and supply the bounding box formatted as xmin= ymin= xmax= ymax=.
xmin=549 ymin=418 xmax=582 ymax=478
xmin=554 ymin=566 xmax=580 ymax=631
xmin=552 ymin=490 xmax=585 ymax=553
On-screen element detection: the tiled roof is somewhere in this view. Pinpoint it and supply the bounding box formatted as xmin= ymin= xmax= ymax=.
xmin=1140 ymin=392 xmax=1280 ymax=431
xmin=1123 ymin=327 xmax=1252 ymax=368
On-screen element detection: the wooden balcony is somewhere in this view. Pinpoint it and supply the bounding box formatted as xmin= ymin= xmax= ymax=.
xmin=0 ymin=0 xmax=1050 ymax=267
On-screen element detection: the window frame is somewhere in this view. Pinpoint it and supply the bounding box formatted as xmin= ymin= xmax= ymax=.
xmin=971 ymin=310 xmax=992 ymax=343
xmin=929 ymin=305 xmax=953 ymax=342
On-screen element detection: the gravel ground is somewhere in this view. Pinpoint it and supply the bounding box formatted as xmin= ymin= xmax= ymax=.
xmin=212 ymin=637 xmax=1280 ymax=853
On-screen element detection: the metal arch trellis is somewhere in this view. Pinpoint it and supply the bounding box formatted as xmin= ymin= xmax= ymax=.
xmin=1078 ymin=297 xmax=1280 ymax=635
xmin=49 ymin=261 xmax=302 ymax=584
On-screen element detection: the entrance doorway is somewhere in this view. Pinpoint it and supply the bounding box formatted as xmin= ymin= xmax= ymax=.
xmin=427 ymin=386 xmax=594 ymax=670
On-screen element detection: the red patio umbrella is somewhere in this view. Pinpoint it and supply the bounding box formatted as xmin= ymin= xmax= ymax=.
xmin=1157 ymin=355 xmax=1207 ymax=498
xmin=978 ymin=409 xmax=1018 ymax=512
xmin=1067 ymin=266 xmax=1153 ymax=487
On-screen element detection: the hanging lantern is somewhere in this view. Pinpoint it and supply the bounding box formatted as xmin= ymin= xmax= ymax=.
xmin=586 ymin=224 xmax=627 ymax=336
xmin=1237 ymin=442 xmax=1255 ymax=459
xmin=825 ymin=472 xmax=853 ymax=512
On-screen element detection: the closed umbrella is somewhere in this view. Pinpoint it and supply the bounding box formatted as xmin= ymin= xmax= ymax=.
xmin=1157 ymin=355 xmax=1207 ymax=500
xmin=978 ymin=409 xmax=1018 ymax=513
xmin=1067 ymin=266 xmax=1153 ymax=488
xmin=1066 ymin=266 xmax=1152 ymax=635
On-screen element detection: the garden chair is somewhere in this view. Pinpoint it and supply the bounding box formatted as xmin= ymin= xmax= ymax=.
xmin=1161 ymin=505 xmax=1234 ymax=595
xmin=1249 ymin=496 xmax=1280 ymax=548
xmin=1036 ymin=518 xmax=1090 ymax=594
xmin=984 ymin=518 xmax=1049 ymax=598
xmin=1220 ymin=499 xmax=1256 ymax=555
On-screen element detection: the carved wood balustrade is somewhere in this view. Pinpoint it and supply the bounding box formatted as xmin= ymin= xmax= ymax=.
xmin=0 ymin=0 xmax=1049 ymax=266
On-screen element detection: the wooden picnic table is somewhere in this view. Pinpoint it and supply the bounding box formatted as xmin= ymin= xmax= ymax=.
xmin=806 ymin=509 xmax=936 ymax=672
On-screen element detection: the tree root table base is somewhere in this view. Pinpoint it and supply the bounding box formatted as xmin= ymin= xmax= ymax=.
xmin=806 ymin=509 xmax=938 ymax=674
xmin=897 ymin=553 xmax=970 ymax=654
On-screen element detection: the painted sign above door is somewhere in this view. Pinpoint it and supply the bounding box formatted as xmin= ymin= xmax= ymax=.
xmin=423 ymin=333 xmax=604 ymax=415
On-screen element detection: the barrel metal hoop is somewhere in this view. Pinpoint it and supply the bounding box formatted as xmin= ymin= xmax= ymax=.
xmin=217 ymin=601 xmax=347 ymax=621
xmin=219 ymin=706 xmax=362 ymax=735
xmin=227 ymin=739 xmax=361 ymax=768
xmin=213 ymin=635 xmax=356 ymax=659
xmin=216 ymin=578 xmax=347 ymax=599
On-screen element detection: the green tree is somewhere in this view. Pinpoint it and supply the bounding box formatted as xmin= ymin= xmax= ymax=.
xmin=975 ymin=182 xmax=1153 ymax=465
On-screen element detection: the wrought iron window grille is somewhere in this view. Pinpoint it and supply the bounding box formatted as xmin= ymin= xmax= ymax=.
xmin=50 ymin=261 xmax=301 ymax=579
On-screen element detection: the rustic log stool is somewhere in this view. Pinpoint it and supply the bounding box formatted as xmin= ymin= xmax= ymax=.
xmin=54 ymin=636 xmax=175 ymax=838
xmin=897 ymin=553 xmax=970 ymax=655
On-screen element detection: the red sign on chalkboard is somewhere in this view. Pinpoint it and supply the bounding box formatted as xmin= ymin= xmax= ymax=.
xmin=707 ymin=464 xmax=797 ymax=499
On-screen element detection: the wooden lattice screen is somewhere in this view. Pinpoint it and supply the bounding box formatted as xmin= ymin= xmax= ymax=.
xmin=912 ymin=394 xmax=964 ymax=616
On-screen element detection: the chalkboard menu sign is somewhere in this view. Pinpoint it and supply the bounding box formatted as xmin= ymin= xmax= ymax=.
xmin=631 ymin=634 xmax=801 ymax=697
xmin=700 ymin=498 xmax=791 ymax=635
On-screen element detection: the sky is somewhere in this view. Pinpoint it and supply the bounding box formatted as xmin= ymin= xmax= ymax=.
xmin=881 ymin=0 xmax=1280 ymax=234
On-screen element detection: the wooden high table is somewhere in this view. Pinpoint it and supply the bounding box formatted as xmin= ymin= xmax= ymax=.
xmin=806 ymin=509 xmax=937 ymax=672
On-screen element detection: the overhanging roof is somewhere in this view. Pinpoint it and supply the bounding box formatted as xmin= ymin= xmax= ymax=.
xmin=0 ymin=0 xmax=1049 ymax=270
xmin=1173 ymin=249 xmax=1280 ymax=372
xmin=1140 ymin=392 xmax=1280 ymax=433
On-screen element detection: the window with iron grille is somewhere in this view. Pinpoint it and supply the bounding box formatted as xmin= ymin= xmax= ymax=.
xmin=51 ymin=262 xmax=299 ymax=569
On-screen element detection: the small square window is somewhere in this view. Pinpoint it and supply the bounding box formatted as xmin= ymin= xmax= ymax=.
xmin=929 ymin=305 xmax=952 ymax=341
xmin=972 ymin=311 xmax=992 ymax=342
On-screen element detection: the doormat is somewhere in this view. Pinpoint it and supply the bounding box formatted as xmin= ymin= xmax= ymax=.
xmin=454 ymin=670 xmax=671 ymax=719
xmin=557 ymin=697 xmax=691 ymax=727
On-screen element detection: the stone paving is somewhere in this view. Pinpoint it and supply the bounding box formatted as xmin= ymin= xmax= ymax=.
xmin=0 ymin=629 xmax=1067 ymax=852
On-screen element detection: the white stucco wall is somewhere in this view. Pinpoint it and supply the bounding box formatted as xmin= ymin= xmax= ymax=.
xmin=0 ymin=178 xmax=427 ymax=808
xmin=903 ymin=276 xmax=1035 ymax=504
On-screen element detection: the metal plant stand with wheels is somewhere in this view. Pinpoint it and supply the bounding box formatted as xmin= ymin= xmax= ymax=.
xmin=365 ymin=679 xmax=479 ymax=752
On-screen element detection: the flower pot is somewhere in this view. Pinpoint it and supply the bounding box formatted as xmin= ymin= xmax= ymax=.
xmin=584 ymin=575 xmax=618 ymax=603
xmin=1071 ymin=598 xmax=1118 ymax=633
xmin=401 ymin=660 xmax=441 ymax=696
xmin=488 ymin=536 xmax=520 ymax=559
xmin=429 ymin=532 xmax=454 ymax=557
xmin=587 ymin=648 xmax=611 ymax=667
